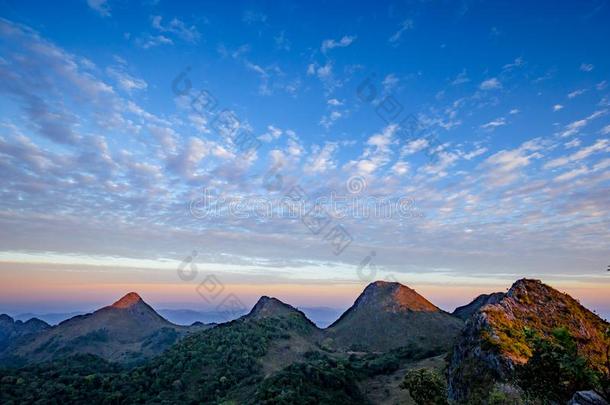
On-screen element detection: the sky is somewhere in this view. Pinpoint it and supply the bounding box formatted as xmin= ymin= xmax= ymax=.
xmin=0 ymin=0 xmax=609 ymax=320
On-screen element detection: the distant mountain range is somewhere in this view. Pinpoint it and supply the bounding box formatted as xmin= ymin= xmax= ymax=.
xmin=0 ymin=292 xmax=210 ymax=366
xmin=1 ymin=279 xmax=608 ymax=404
xmin=13 ymin=306 xmax=343 ymax=328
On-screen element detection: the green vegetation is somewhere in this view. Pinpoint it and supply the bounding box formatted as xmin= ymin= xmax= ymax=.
xmin=399 ymin=368 xmax=447 ymax=405
xmin=517 ymin=327 xmax=603 ymax=403
xmin=255 ymin=352 xmax=368 ymax=404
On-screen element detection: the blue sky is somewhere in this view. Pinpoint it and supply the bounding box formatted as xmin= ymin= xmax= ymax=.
xmin=0 ymin=0 xmax=609 ymax=316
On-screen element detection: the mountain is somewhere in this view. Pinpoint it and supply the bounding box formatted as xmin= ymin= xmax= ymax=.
xmin=325 ymin=281 xmax=464 ymax=352
xmin=448 ymin=279 xmax=610 ymax=403
xmin=452 ymin=292 xmax=504 ymax=320
xmin=14 ymin=312 xmax=85 ymax=325
xmin=1 ymin=292 xmax=210 ymax=365
xmin=0 ymin=315 xmax=50 ymax=352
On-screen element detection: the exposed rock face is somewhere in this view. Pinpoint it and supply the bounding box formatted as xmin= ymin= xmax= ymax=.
xmin=448 ymin=279 xmax=609 ymax=403
xmin=452 ymin=292 xmax=504 ymax=321
xmin=325 ymin=281 xmax=464 ymax=352
xmin=246 ymin=296 xmax=312 ymax=321
xmin=568 ymin=390 xmax=609 ymax=405
xmin=1 ymin=293 xmax=211 ymax=365
xmin=0 ymin=315 xmax=50 ymax=352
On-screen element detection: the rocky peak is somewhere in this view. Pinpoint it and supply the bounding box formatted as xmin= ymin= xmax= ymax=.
xmin=247 ymin=296 xmax=300 ymax=319
xmin=447 ymin=278 xmax=610 ymax=403
xmin=452 ymin=292 xmax=504 ymax=320
xmin=354 ymin=281 xmax=439 ymax=313
xmin=111 ymin=292 xmax=145 ymax=309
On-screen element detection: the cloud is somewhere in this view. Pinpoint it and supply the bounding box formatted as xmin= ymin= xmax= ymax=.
xmin=451 ymin=69 xmax=470 ymax=85
xmin=151 ymin=16 xmax=200 ymax=43
xmin=479 ymin=78 xmax=502 ymax=90
xmin=557 ymin=109 xmax=607 ymax=137
xmin=274 ymin=31 xmax=290 ymax=51
xmin=242 ymin=10 xmax=267 ymax=25
xmin=502 ymin=57 xmax=525 ymax=71
xmin=545 ymin=139 xmax=609 ymax=169
xmin=346 ymin=124 xmax=397 ymax=175
xmin=320 ymin=111 xmax=343 ymax=129
xmin=483 ymin=139 xmax=543 ymax=186
xmin=554 ymin=166 xmax=588 ymax=182
xmin=391 ymin=161 xmax=409 ymax=175
xmin=382 ymin=74 xmax=399 ymax=92
xmin=0 ymin=18 xmax=121 ymax=144
xmin=136 ymin=34 xmax=173 ymax=49
xmin=388 ymin=19 xmax=413 ymax=45
xmin=564 ymin=139 xmax=581 ymax=149
xmin=553 ymin=104 xmax=564 ymax=112
xmin=580 ymin=63 xmax=594 ymax=72
xmin=568 ymin=89 xmax=586 ymax=99
xmin=258 ymin=125 xmax=283 ymax=142
xmin=106 ymin=67 xmax=147 ymax=92
xmin=480 ymin=117 xmax=506 ymax=130
xmin=304 ymin=142 xmax=339 ymax=173
xmin=321 ymin=35 xmax=356 ymax=53
xmin=600 ymin=125 xmax=610 ymax=135
xmin=87 ymin=0 xmax=110 ymax=17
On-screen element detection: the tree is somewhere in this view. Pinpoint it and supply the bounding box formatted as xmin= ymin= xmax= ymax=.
xmin=517 ymin=327 xmax=601 ymax=403
xmin=400 ymin=368 xmax=447 ymax=405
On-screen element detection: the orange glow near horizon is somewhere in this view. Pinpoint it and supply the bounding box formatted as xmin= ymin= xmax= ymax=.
xmin=2 ymin=259 xmax=609 ymax=320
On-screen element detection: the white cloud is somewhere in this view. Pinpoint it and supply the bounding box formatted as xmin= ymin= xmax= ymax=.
xmin=580 ymin=63 xmax=594 ymax=72
xmin=151 ymin=16 xmax=200 ymax=43
xmin=258 ymin=125 xmax=283 ymax=142
xmin=451 ymin=69 xmax=470 ymax=85
xmin=480 ymin=118 xmax=506 ymax=130
xmin=106 ymin=67 xmax=147 ymax=92
xmin=502 ymin=57 xmax=525 ymax=70
xmin=346 ymin=124 xmax=397 ymax=175
xmin=545 ymin=139 xmax=609 ymax=169
xmin=242 ymin=11 xmax=267 ymax=25
xmin=320 ymin=111 xmax=343 ymax=129
xmin=554 ymin=166 xmax=588 ymax=182
xmin=321 ymin=35 xmax=356 ymax=53
xmin=388 ymin=19 xmax=413 ymax=45
xmin=483 ymin=139 xmax=543 ymax=186
xmin=564 ymin=139 xmax=581 ymax=149
xmin=479 ymin=78 xmax=502 ymax=90
xmin=327 ymin=98 xmax=343 ymax=106
xmin=558 ymin=109 xmax=607 ymax=137
xmin=462 ymin=147 xmax=488 ymax=160
xmin=382 ymin=74 xmax=399 ymax=92
xmin=568 ymin=89 xmax=586 ymax=99
xmin=553 ymin=104 xmax=564 ymax=112
xmin=401 ymin=138 xmax=429 ymax=155
xmin=392 ymin=161 xmax=409 ymax=175
xmin=600 ymin=124 xmax=610 ymax=135
xmin=87 ymin=0 xmax=110 ymax=17
xmin=304 ymin=142 xmax=339 ymax=173
xmin=136 ymin=34 xmax=173 ymax=49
